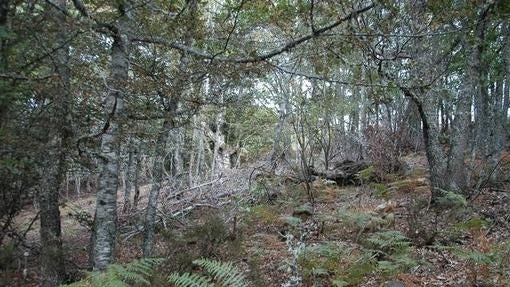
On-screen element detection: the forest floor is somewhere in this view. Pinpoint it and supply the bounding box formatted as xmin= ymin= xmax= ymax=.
xmin=6 ymin=152 xmax=510 ymax=286
xmin=235 ymin=153 xmax=510 ymax=286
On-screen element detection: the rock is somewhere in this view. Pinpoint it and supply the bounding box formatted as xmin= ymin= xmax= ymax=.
xmin=382 ymin=280 xmax=405 ymax=287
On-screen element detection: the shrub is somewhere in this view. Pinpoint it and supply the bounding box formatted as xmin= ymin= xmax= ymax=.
xmin=363 ymin=126 xmax=403 ymax=180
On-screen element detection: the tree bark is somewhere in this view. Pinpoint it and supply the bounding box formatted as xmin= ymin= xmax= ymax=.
xmin=211 ymin=91 xmax=229 ymax=175
xmin=133 ymin=151 xmax=141 ymax=210
xmin=402 ymin=89 xmax=448 ymax=200
xmin=446 ymin=69 xmax=472 ymax=192
xmin=419 ymin=100 xmax=448 ymax=196
xmin=270 ymin=88 xmax=290 ymax=171
xmin=90 ymin=3 xmax=131 ymax=270
xmin=472 ymin=7 xmax=490 ymax=157
xmin=142 ymin=6 xmax=196 ymax=250
xmin=123 ymin=139 xmax=134 ymax=212
xmin=502 ymin=23 xmax=510 ymax=138
xmin=142 ymin=119 xmax=171 ymax=256
xmin=39 ymin=1 xmax=70 ymax=285
xmin=0 ymin=0 xmax=10 ymax=127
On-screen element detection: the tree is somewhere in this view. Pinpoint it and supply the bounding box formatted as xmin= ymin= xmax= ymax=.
xmin=90 ymin=1 xmax=132 ymax=270
xmin=38 ymin=1 xmax=72 ymax=284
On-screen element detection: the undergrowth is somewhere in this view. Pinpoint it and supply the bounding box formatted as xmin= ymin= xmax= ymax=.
xmin=61 ymin=258 xmax=163 ymax=287
xmin=168 ymin=258 xmax=249 ymax=287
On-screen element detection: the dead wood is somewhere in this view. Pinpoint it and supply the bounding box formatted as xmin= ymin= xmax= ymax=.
xmin=311 ymin=160 xmax=369 ymax=185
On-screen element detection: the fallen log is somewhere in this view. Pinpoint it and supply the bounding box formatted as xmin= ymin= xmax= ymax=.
xmin=311 ymin=160 xmax=369 ymax=185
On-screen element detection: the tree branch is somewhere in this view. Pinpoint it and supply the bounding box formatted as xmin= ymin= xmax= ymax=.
xmin=132 ymin=3 xmax=375 ymax=63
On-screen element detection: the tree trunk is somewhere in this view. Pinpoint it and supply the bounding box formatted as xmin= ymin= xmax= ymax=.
xmin=171 ymin=127 xmax=184 ymax=176
xmin=270 ymin=91 xmax=290 ymax=170
xmin=133 ymin=151 xmax=141 ymax=210
xmin=502 ymin=23 xmax=510 ymax=139
xmin=446 ymin=71 xmax=472 ymax=192
xmin=0 ymin=0 xmax=9 ymax=129
xmin=402 ymin=99 xmax=422 ymax=150
xmin=404 ymin=90 xmax=448 ymax=201
xmin=39 ymin=1 xmax=70 ymax=285
xmin=212 ymin=92 xmax=229 ymax=175
xmin=142 ymin=20 xmax=193 ymax=252
xmin=90 ymin=4 xmax=131 ymax=270
xmin=472 ymin=9 xmax=490 ymax=157
xmin=143 ymin=113 xmax=175 ymax=256
xmin=123 ymin=139 xmax=134 ymax=212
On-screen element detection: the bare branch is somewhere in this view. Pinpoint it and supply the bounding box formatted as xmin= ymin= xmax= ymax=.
xmin=133 ymin=3 xmax=376 ymax=63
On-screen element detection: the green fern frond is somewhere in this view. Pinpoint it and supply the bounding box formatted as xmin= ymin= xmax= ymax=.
xmin=168 ymin=272 xmax=213 ymax=287
xmin=193 ymin=259 xmax=248 ymax=287
xmin=168 ymin=259 xmax=249 ymax=287
xmin=60 ymin=258 xmax=162 ymax=287
xmin=366 ymin=230 xmax=411 ymax=253
xmin=436 ymin=189 xmax=467 ymax=208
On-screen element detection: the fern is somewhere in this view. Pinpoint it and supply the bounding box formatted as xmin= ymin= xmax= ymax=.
xmin=194 ymin=259 xmax=248 ymax=287
xmin=168 ymin=272 xmax=213 ymax=287
xmin=168 ymin=259 xmax=249 ymax=287
xmin=436 ymin=189 xmax=467 ymax=208
xmin=298 ymin=242 xmax=375 ymax=286
xmin=338 ymin=209 xmax=385 ymax=235
xmin=365 ymin=231 xmax=417 ymax=276
xmin=365 ymin=230 xmax=411 ymax=254
xmin=61 ymin=258 xmax=163 ymax=287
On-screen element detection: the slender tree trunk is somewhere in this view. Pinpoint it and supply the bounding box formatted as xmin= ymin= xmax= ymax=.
xmin=493 ymin=79 xmax=504 ymax=151
xmin=446 ymin=70 xmax=472 ymax=192
xmin=402 ymin=100 xmax=422 ymax=150
xmin=502 ymin=23 xmax=510 ymax=139
xmin=212 ymin=92 xmax=229 ymax=175
xmin=189 ymin=114 xmax=205 ymax=185
xmin=133 ymin=151 xmax=141 ymax=210
xmin=39 ymin=1 xmax=71 ymax=285
xmin=90 ymin=4 xmax=131 ymax=270
xmin=75 ymin=172 xmax=81 ymax=196
xmin=171 ymin=127 xmax=184 ymax=175
xmin=123 ymin=139 xmax=134 ymax=212
xmin=188 ymin=116 xmax=197 ymax=185
xmin=143 ymin=115 xmax=174 ymax=256
xmin=270 ymin=92 xmax=290 ymax=170
xmin=141 ymin=5 xmax=197 ymax=248
xmin=404 ymin=90 xmax=448 ymax=200
xmin=473 ymin=9 xmax=490 ymax=157
xmin=0 ymin=0 xmax=10 ymax=130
